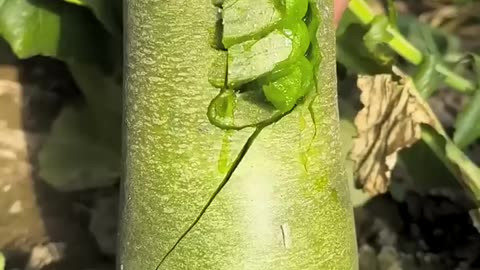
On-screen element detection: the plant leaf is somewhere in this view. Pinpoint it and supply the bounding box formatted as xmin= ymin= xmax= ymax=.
xmin=0 ymin=0 xmax=123 ymax=190
xmin=39 ymin=105 xmax=120 ymax=191
xmin=454 ymin=54 xmax=480 ymax=149
xmin=454 ymin=88 xmax=480 ymax=149
xmin=351 ymin=67 xmax=480 ymax=204
xmin=67 ymin=62 xmax=122 ymax=142
xmin=38 ymin=62 xmax=122 ymax=191
xmin=351 ymin=68 xmax=435 ymax=194
xmin=64 ymin=0 xmax=122 ymax=35
xmin=363 ymin=15 xmax=395 ymax=66
xmin=336 ymin=23 xmax=392 ymax=74
xmin=336 ymin=11 xmax=393 ymax=74
xmin=0 ymin=0 xmax=112 ymax=69
xmin=413 ymin=54 xmax=445 ymax=98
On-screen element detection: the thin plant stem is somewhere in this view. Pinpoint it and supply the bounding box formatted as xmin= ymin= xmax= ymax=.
xmin=347 ymin=0 xmax=476 ymax=93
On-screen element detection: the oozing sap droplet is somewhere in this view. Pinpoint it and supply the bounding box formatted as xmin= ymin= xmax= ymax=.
xmin=214 ymin=88 xmax=236 ymax=173
xmin=217 ymin=130 xmax=234 ymax=173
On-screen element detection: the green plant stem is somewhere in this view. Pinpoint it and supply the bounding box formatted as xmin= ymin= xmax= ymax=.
xmin=348 ymin=0 xmax=476 ymax=93
xmin=385 ymin=26 xmax=422 ymax=65
xmin=119 ymin=0 xmax=357 ymax=269
xmin=421 ymin=127 xmax=480 ymax=201
xmin=435 ymin=64 xmax=475 ymax=94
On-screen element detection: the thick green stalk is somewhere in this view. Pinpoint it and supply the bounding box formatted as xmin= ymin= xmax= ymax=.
xmin=119 ymin=1 xmax=357 ymax=269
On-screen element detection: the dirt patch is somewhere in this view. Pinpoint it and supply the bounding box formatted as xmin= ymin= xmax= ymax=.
xmin=0 ymin=54 xmax=114 ymax=270
xmin=356 ymin=190 xmax=480 ymax=270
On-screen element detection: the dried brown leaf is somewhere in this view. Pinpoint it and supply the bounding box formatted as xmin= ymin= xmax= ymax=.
xmin=350 ymin=68 xmax=437 ymax=194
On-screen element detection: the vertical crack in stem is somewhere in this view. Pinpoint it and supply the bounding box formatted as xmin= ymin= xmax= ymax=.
xmin=155 ymin=127 xmax=262 ymax=269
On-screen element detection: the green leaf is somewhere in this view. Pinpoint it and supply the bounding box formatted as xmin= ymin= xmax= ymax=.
xmin=454 ymin=89 xmax=480 ymax=148
xmin=0 ymin=0 xmax=112 ymax=69
xmin=39 ymin=105 xmax=120 ymax=191
xmin=413 ymin=54 xmax=445 ymax=98
xmin=454 ymin=54 xmax=480 ymax=148
xmin=363 ymin=15 xmax=395 ymax=66
xmin=0 ymin=0 xmax=122 ymax=191
xmin=38 ymin=62 xmax=122 ymax=191
xmin=336 ymin=10 xmax=393 ymax=74
xmin=336 ymin=22 xmax=392 ymax=74
xmin=68 ymin=62 xmax=122 ymax=134
xmin=64 ymin=0 xmax=122 ymax=35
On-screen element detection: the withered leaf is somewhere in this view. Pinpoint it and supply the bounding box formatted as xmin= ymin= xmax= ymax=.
xmin=350 ymin=68 xmax=437 ymax=194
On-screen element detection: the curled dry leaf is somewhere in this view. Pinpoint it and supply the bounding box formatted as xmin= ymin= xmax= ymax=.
xmin=350 ymin=68 xmax=437 ymax=194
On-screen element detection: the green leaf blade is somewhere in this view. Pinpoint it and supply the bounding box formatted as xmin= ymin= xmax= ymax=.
xmin=63 ymin=0 xmax=121 ymax=35
xmin=0 ymin=0 xmax=112 ymax=69
xmin=39 ymin=106 xmax=120 ymax=191
xmin=454 ymin=89 xmax=480 ymax=149
xmin=454 ymin=54 xmax=480 ymax=149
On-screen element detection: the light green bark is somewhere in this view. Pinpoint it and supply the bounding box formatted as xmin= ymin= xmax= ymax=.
xmin=119 ymin=0 xmax=358 ymax=269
